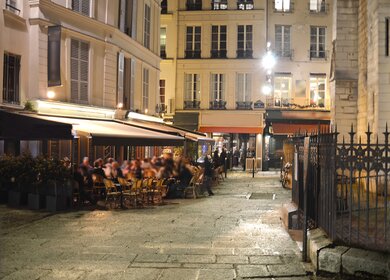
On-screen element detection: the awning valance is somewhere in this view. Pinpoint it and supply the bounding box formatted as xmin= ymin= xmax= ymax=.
xmin=199 ymin=126 xmax=263 ymax=134
xmin=0 ymin=111 xmax=184 ymax=146
xmin=272 ymin=123 xmax=330 ymax=135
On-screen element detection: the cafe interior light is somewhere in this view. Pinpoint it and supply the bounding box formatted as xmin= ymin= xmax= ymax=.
xmin=117 ymin=102 xmax=123 ymax=109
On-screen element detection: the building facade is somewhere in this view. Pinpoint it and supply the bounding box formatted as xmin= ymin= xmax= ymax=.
xmin=161 ymin=0 xmax=332 ymax=169
xmin=332 ymin=0 xmax=390 ymax=141
xmin=1 ymin=0 xmax=162 ymax=158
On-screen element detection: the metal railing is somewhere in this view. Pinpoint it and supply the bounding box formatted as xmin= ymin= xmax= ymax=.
xmin=236 ymin=101 xmax=253 ymax=110
xmin=210 ymin=50 xmax=227 ymax=59
xmin=275 ymin=49 xmax=294 ymax=59
xmin=212 ymin=1 xmax=228 ymax=10
xmin=185 ymin=50 xmax=201 ymax=59
xmin=209 ymin=100 xmax=227 ymax=110
xmin=236 ymin=50 xmax=253 ymax=59
xmin=155 ymin=104 xmax=167 ymax=114
xmin=309 ymin=50 xmax=329 ymax=60
xmin=184 ymin=100 xmax=201 ymax=110
xmin=5 ymin=1 xmax=20 ymax=15
xmin=291 ymin=126 xmax=390 ymax=253
xmin=186 ymin=1 xmax=202 ymax=10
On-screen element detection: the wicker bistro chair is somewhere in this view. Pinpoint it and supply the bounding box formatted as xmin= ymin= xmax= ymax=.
xmin=92 ymin=174 xmax=106 ymax=200
xmin=130 ymin=179 xmax=144 ymax=208
xmin=103 ymin=179 xmax=121 ymax=209
xmin=117 ymin=177 xmax=136 ymax=208
xmin=184 ymin=169 xmax=204 ymax=199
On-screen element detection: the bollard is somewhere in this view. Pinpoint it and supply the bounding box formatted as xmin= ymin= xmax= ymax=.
xmin=252 ymin=158 xmax=255 ymax=178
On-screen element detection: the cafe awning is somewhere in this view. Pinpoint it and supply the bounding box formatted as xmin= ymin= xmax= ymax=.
xmin=0 ymin=111 xmax=184 ymax=146
xmin=124 ymin=119 xmax=215 ymax=144
xmin=272 ymin=123 xmax=330 ymax=135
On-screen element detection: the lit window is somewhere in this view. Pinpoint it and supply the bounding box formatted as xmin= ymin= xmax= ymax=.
xmin=212 ymin=0 xmax=228 ymax=10
xmin=273 ymin=75 xmax=291 ymax=107
xmin=274 ymin=0 xmax=291 ymax=12
xmin=310 ymin=75 xmax=326 ymax=107
xmin=237 ymin=0 xmax=254 ymax=10
xmin=160 ymin=27 xmax=167 ymax=58
xmin=309 ymin=0 xmax=326 ymax=13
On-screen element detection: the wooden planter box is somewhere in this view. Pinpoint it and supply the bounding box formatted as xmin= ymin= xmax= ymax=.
xmin=46 ymin=195 xmax=67 ymax=212
xmin=28 ymin=193 xmax=45 ymax=210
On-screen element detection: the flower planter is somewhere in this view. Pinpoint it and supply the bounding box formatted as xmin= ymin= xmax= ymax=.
xmin=28 ymin=193 xmax=45 ymax=210
xmin=46 ymin=195 xmax=67 ymax=212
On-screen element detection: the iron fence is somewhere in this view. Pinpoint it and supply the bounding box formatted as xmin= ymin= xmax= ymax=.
xmin=292 ymin=126 xmax=390 ymax=252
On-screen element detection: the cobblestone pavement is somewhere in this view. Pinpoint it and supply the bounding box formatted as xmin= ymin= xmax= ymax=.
xmin=0 ymin=172 xmax=343 ymax=279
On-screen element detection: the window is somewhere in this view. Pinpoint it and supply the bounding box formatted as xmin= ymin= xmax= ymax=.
xmin=119 ymin=0 xmax=135 ymax=37
xmin=310 ymin=26 xmax=326 ymax=59
xmin=72 ymin=0 xmax=90 ymax=16
xmin=237 ymin=25 xmax=253 ymax=58
xmin=143 ymin=4 xmax=151 ymax=49
xmin=273 ymin=75 xmax=291 ymax=107
xmin=212 ymin=0 xmax=227 ymax=10
xmin=211 ymin=74 xmax=225 ymax=101
xmin=185 ymin=26 xmax=201 ymax=59
xmin=186 ymin=0 xmax=202 ymax=10
xmin=275 ymin=25 xmax=291 ymax=58
xmin=161 ymin=0 xmax=167 ymax=14
xmin=309 ymin=0 xmax=326 ymax=13
xmin=184 ymin=73 xmax=200 ymax=109
xmin=2 ymin=53 xmax=20 ymax=104
xmin=237 ymin=0 xmax=254 ymax=10
xmin=142 ymin=68 xmax=149 ymax=111
xmin=130 ymin=59 xmax=135 ymax=110
xmin=274 ymin=0 xmax=292 ymax=12
xmin=236 ymin=73 xmax=252 ymax=109
xmin=70 ymin=39 xmax=89 ymax=103
xmin=211 ymin=25 xmax=227 ymax=58
xmin=5 ymin=0 xmax=20 ymax=15
xmin=157 ymin=79 xmax=166 ymax=113
xmin=160 ymin=27 xmax=167 ymax=58
xmin=310 ymin=75 xmax=326 ymax=107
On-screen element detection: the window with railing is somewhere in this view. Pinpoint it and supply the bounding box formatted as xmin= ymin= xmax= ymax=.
xmin=184 ymin=74 xmax=201 ymax=109
xmin=236 ymin=73 xmax=252 ymax=109
xmin=72 ymin=0 xmax=90 ymax=16
xmin=273 ymin=75 xmax=291 ymax=107
xmin=186 ymin=0 xmax=202 ymax=10
xmin=309 ymin=0 xmax=327 ymax=13
xmin=2 ymin=53 xmax=20 ymax=104
xmin=5 ymin=0 xmax=20 ymax=15
xmin=211 ymin=25 xmax=227 ymax=58
xmin=186 ymin=26 xmax=201 ymax=59
xmin=275 ymin=25 xmax=292 ymax=58
xmin=210 ymin=74 xmax=226 ymax=109
xmin=161 ymin=0 xmax=168 ymax=14
xmin=237 ymin=25 xmax=253 ymax=58
xmin=274 ymin=0 xmax=293 ymax=12
xmin=160 ymin=27 xmax=167 ymax=58
xmin=310 ymin=75 xmax=326 ymax=107
xmin=212 ymin=0 xmax=228 ymax=10
xmin=237 ymin=0 xmax=254 ymax=10
xmin=310 ymin=26 xmax=326 ymax=59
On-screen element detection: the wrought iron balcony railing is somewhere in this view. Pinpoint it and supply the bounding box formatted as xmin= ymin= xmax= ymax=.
xmin=309 ymin=50 xmax=329 ymax=60
xmin=236 ymin=50 xmax=253 ymax=59
xmin=185 ymin=50 xmax=201 ymax=59
xmin=184 ymin=100 xmax=201 ymax=110
xmin=308 ymin=3 xmax=329 ymax=14
xmin=236 ymin=101 xmax=253 ymax=110
xmin=237 ymin=1 xmax=254 ymax=10
xmin=186 ymin=2 xmax=202 ymax=10
xmin=5 ymin=1 xmax=20 ymax=14
xmin=156 ymin=104 xmax=167 ymax=114
xmin=210 ymin=50 xmax=227 ymax=59
xmin=212 ymin=2 xmax=228 ymax=10
xmin=266 ymin=97 xmax=330 ymax=110
xmin=209 ymin=100 xmax=227 ymax=110
xmin=275 ymin=49 xmax=293 ymax=59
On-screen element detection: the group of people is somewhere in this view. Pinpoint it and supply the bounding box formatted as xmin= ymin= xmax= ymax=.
xmin=65 ymin=154 xmax=218 ymax=202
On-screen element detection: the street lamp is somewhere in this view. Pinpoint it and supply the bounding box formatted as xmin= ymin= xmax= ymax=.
xmin=261 ymin=42 xmax=276 ymax=97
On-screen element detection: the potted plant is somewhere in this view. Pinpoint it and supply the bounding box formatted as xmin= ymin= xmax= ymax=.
xmin=42 ymin=157 xmax=72 ymax=211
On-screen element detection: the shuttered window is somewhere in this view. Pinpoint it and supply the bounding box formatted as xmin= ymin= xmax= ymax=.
xmin=72 ymin=0 xmax=90 ymax=16
xmin=142 ymin=68 xmax=149 ymax=111
xmin=70 ymin=39 xmax=89 ymax=103
xmin=236 ymin=73 xmax=252 ymax=102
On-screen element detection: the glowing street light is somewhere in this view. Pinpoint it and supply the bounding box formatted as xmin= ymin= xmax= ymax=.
xmin=262 ymin=84 xmax=272 ymax=96
xmin=262 ymin=51 xmax=276 ymax=70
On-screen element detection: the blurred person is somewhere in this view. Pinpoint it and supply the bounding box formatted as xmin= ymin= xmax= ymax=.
xmin=203 ymin=155 xmax=214 ymax=196
xmin=80 ymin=157 xmax=92 ymax=171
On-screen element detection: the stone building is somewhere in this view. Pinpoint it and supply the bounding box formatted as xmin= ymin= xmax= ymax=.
xmin=331 ymin=0 xmax=390 ymax=140
xmin=160 ymin=0 xmax=333 ymax=169
xmin=0 ymin=0 xmax=163 ymax=158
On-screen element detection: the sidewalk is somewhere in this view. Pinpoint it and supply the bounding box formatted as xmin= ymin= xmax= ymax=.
xmin=0 ymin=174 xmax=339 ymax=280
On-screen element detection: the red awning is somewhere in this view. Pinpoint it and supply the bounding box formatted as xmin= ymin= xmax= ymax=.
xmin=199 ymin=126 xmax=263 ymax=134
xmin=272 ymin=123 xmax=330 ymax=135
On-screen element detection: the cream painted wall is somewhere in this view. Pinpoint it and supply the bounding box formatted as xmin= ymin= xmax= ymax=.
xmin=0 ymin=0 xmax=161 ymax=115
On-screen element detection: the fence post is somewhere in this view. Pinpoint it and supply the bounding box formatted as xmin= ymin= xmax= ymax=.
xmin=302 ymin=136 xmax=310 ymax=262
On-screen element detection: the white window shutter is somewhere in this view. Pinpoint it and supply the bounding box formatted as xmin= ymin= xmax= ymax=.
xmin=246 ymin=74 xmax=252 ymax=102
xmin=117 ymin=52 xmax=124 ymax=106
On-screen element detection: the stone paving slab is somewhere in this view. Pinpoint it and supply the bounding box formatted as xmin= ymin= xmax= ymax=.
xmin=236 ymin=264 xmax=270 ymax=278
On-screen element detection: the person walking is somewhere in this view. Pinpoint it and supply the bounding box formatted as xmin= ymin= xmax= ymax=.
xmin=203 ymin=156 xmax=214 ymax=196
xmin=220 ymin=147 xmax=227 ymax=171
xmin=213 ymin=149 xmax=220 ymax=169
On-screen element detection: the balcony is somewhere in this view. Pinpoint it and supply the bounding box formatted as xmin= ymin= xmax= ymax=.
xmin=275 ymin=49 xmax=293 ymax=59
xmin=184 ymin=100 xmax=201 ymax=110
xmin=186 ymin=2 xmax=202 ymax=10
xmin=266 ymin=97 xmax=330 ymax=110
xmin=237 ymin=1 xmax=254 ymax=10
xmin=185 ymin=50 xmax=201 ymax=59
xmin=156 ymin=104 xmax=167 ymax=114
xmin=209 ymin=100 xmax=227 ymax=110
xmin=210 ymin=50 xmax=227 ymax=59
xmin=236 ymin=50 xmax=253 ymax=59
xmin=309 ymin=50 xmax=329 ymax=60
xmin=309 ymin=3 xmax=329 ymax=14
xmin=5 ymin=0 xmax=20 ymax=15
xmin=236 ymin=101 xmax=253 ymax=110
xmin=266 ymin=97 xmax=292 ymax=108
